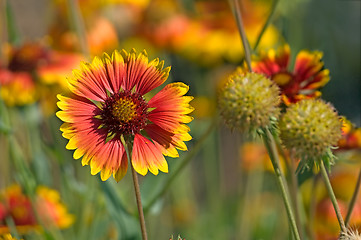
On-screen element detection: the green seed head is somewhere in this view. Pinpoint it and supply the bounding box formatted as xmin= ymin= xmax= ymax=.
xmin=279 ymin=99 xmax=342 ymax=169
xmin=218 ymin=72 xmax=280 ymax=133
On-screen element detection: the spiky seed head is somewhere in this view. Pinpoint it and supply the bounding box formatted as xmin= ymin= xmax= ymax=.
xmin=279 ymin=99 xmax=342 ymax=170
xmin=340 ymin=228 xmax=361 ymax=240
xmin=218 ymin=72 xmax=280 ymax=134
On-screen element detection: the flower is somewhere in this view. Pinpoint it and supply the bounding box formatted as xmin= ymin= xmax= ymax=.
xmin=279 ymin=99 xmax=342 ymax=170
xmin=139 ymin=0 xmax=279 ymax=66
xmin=338 ymin=117 xmax=361 ymax=150
xmin=0 ymin=234 xmax=22 ymax=240
xmin=218 ymin=72 xmax=280 ymax=133
xmin=0 ymin=70 xmax=36 ymax=106
xmin=0 ymin=43 xmax=82 ymax=112
xmin=0 ymin=185 xmax=74 ymax=234
xmin=57 ymin=49 xmax=193 ymax=181
xmin=245 ymin=44 xmax=330 ymax=105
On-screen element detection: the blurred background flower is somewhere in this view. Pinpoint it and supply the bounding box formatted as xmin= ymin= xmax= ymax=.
xmin=0 ymin=185 xmax=74 ymax=234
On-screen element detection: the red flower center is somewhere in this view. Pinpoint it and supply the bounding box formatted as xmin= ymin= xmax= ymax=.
xmin=100 ymin=91 xmax=149 ymax=136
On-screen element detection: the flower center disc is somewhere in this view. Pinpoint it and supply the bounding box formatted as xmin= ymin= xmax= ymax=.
xmin=101 ymin=91 xmax=149 ymax=136
xmin=112 ymin=97 xmax=137 ymax=123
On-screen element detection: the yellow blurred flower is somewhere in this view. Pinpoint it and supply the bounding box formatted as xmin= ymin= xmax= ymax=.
xmin=0 ymin=234 xmax=22 ymax=240
xmin=0 ymin=70 xmax=36 ymax=106
xmin=191 ymin=96 xmax=216 ymax=118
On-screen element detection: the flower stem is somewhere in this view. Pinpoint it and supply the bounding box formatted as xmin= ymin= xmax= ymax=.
xmin=229 ymin=0 xmax=252 ymax=71
xmin=252 ymin=0 xmax=279 ymax=51
xmin=66 ymin=0 xmax=90 ymax=59
xmin=307 ymin=174 xmax=319 ymax=239
xmin=345 ymin=167 xmax=361 ymax=226
xmin=124 ymin=142 xmax=148 ymax=240
xmin=319 ymin=159 xmax=347 ymax=234
xmin=289 ymin=151 xmax=304 ymax=239
xmin=262 ymin=128 xmax=301 ymax=240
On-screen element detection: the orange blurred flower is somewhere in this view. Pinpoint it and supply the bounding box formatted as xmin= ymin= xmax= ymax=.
xmin=0 ymin=185 xmax=74 ymax=234
xmin=239 ymin=142 xmax=290 ymax=173
xmin=139 ymin=0 xmax=279 ymax=66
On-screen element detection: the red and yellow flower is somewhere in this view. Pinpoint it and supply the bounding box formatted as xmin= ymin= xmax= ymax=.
xmin=0 ymin=43 xmax=82 ymax=114
xmin=0 ymin=185 xmax=74 ymax=234
xmin=0 ymin=70 xmax=36 ymax=106
xmin=246 ymin=44 xmax=330 ymax=105
xmin=338 ymin=117 xmax=361 ymax=150
xmin=56 ymin=49 xmax=193 ymax=181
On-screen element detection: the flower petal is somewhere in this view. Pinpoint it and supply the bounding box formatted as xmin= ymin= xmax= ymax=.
xmin=132 ymin=134 xmax=168 ymax=176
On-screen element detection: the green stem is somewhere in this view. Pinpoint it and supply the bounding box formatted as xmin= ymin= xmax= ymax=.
xmin=66 ymin=0 xmax=90 ymax=59
xmin=307 ymin=174 xmax=319 ymax=240
xmin=229 ymin=0 xmax=252 ymax=71
xmin=144 ymin=117 xmax=218 ymax=214
xmin=262 ymin=128 xmax=301 ymax=240
xmin=252 ymin=0 xmax=279 ymax=51
xmin=345 ymin=167 xmax=361 ymax=226
xmin=319 ymin=159 xmax=347 ymax=235
xmin=124 ymin=142 xmax=148 ymax=240
xmin=289 ymin=151 xmax=304 ymax=239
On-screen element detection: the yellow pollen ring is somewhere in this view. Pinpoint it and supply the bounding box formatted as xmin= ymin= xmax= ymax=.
xmin=112 ymin=97 xmax=137 ymax=122
xmin=273 ymin=72 xmax=292 ymax=86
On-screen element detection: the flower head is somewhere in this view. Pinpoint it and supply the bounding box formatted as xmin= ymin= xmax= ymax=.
xmin=342 ymin=229 xmax=361 ymax=240
xmin=0 ymin=70 xmax=36 ymax=106
xmin=245 ymin=44 xmax=330 ymax=105
xmin=0 ymin=185 xmax=73 ymax=234
xmin=57 ymin=49 xmax=193 ymax=181
xmin=279 ymin=99 xmax=342 ymax=170
xmin=218 ymin=72 xmax=280 ymax=133
xmin=338 ymin=117 xmax=361 ymax=150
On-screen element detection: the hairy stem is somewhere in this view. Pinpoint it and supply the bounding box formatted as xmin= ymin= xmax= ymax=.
xmin=253 ymin=0 xmax=279 ymax=51
xmin=319 ymin=160 xmax=347 ymax=235
xmin=229 ymin=0 xmax=252 ymax=71
xmin=345 ymin=167 xmax=361 ymax=226
xmin=125 ymin=143 xmax=148 ymax=240
xmin=66 ymin=0 xmax=90 ymax=59
xmin=262 ymin=128 xmax=301 ymax=240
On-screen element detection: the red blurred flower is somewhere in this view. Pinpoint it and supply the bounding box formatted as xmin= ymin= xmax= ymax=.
xmin=0 ymin=185 xmax=74 ymax=234
xmin=0 ymin=43 xmax=82 ymax=112
xmin=246 ymin=44 xmax=330 ymax=105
